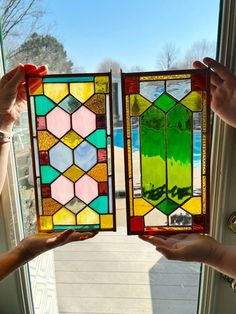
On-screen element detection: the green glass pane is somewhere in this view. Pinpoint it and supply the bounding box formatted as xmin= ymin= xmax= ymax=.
xmin=167 ymin=104 xmax=192 ymax=204
xmin=89 ymin=196 xmax=108 ymax=214
xmin=40 ymin=165 xmax=60 ymax=184
xmin=43 ymin=76 xmax=94 ymax=83
xmin=154 ymin=93 xmax=176 ymax=112
xmin=141 ymin=106 xmax=166 ymax=206
xmin=35 ymin=95 xmax=55 ymax=115
xmin=86 ymin=129 xmax=106 ymax=148
xmin=59 ymin=95 xmax=82 ymax=113
xmin=157 ymin=199 xmax=179 ymax=215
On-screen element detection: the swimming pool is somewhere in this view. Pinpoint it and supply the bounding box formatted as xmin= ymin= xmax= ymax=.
xmin=114 ymin=127 xmax=201 ymax=167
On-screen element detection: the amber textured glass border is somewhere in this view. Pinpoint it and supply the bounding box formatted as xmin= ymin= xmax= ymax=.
xmin=26 ymin=72 xmax=116 ymax=233
xmin=122 ymin=68 xmax=211 ymax=235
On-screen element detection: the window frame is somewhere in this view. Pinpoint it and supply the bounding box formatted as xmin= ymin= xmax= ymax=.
xmin=1 ymin=1 xmax=233 ymax=312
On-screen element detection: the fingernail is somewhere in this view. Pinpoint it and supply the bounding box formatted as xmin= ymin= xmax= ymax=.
xmin=18 ymin=64 xmax=24 ymax=70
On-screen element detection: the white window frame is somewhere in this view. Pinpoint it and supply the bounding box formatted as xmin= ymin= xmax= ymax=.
xmin=199 ymin=0 xmax=236 ymax=312
xmin=1 ymin=1 xmax=235 ymax=312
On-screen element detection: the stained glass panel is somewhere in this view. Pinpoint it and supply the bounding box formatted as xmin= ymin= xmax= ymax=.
xmin=122 ymin=69 xmax=210 ymax=235
xmin=26 ymin=73 xmax=116 ymax=232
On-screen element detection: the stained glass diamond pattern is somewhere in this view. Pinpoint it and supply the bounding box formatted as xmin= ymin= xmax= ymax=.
xmin=123 ymin=69 xmax=210 ymax=235
xmin=63 ymin=165 xmax=84 ymax=182
xmin=44 ymin=83 xmax=69 ymax=103
xmin=51 ymin=175 xmax=74 ymax=205
xmin=154 ymin=93 xmax=177 ymax=112
xmin=49 ymin=142 xmax=73 ymax=172
xmin=27 ymin=73 xmax=115 ymax=232
xmin=140 ymin=81 xmax=164 ymax=102
xmin=157 ymin=199 xmax=179 ymax=215
xmin=75 ymin=174 xmax=98 ymax=204
xmin=72 ymin=106 xmax=96 ymax=137
xmin=35 ymin=95 xmax=55 ymax=115
xmin=166 ymin=79 xmax=191 ymax=100
xmin=77 ymin=207 xmax=99 ymax=225
xmin=61 ymin=130 xmax=83 ymax=149
xmin=47 ymin=107 xmax=71 ymax=138
xmin=65 ymin=197 xmax=86 ymax=214
xmin=70 ymin=82 xmax=94 ymax=103
xmin=59 ymin=95 xmax=82 ymax=113
xmin=86 ymin=129 xmax=106 ymax=148
xmin=74 ymin=141 xmax=97 ymax=171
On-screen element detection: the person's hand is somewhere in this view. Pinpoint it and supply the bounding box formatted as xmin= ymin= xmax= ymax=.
xmin=0 ymin=64 xmax=47 ymax=131
xmin=18 ymin=229 xmax=98 ymax=262
xmin=193 ymin=57 xmax=236 ymax=128
xmin=139 ymin=233 xmax=220 ymax=263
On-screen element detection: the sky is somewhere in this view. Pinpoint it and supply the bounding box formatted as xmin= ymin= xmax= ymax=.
xmin=40 ymin=0 xmax=220 ymax=72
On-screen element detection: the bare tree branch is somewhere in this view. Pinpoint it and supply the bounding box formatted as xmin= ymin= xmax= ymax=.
xmin=157 ymin=43 xmax=179 ymax=70
xmin=1 ymin=0 xmax=45 ymax=40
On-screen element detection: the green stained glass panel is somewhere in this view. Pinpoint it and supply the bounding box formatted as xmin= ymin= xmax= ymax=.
xmin=26 ymin=73 xmax=116 ymax=233
xmin=141 ymin=106 xmax=166 ymax=206
xmin=167 ymin=104 xmax=192 ymax=204
xmin=123 ymin=69 xmax=210 ymax=235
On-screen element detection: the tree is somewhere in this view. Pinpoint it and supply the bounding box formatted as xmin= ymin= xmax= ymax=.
xmin=97 ymin=58 xmax=123 ymax=77
xmin=1 ymin=0 xmax=45 ymax=48
xmin=129 ymin=65 xmax=145 ymax=72
xmin=157 ymin=43 xmax=179 ymax=70
xmin=182 ymin=39 xmax=216 ymax=68
xmin=8 ymin=33 xmax=74 ymax=73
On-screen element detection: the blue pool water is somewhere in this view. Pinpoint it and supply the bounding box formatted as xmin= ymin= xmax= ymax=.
xmin=114 ymin=128 xmax=201 ymax=167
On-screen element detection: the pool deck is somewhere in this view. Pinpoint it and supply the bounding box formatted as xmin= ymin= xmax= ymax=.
xmin=54 ymin=199 xmax=200 ymax=314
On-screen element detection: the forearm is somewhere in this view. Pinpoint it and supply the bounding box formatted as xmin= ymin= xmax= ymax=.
xmin=0 ymin=245 xmax=27 ymax=280
xmin=0 ymin=143 xmax=11 ymax=194
xmin=206 ymin=244 xmax=236 ymax=278
xmin=0 ymin=117 xmax=14 ymax=194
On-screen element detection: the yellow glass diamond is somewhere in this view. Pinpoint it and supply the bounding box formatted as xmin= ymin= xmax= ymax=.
xmin=63 ymin=165 xmax=84 ymax=182
xmin=61 ymin=130 xmax=83 ymax=148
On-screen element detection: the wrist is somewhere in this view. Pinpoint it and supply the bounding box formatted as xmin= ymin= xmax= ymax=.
xmin=204 ymin=242 xmax=225 ymax=266
xmin=0 ymin=130 xmax=14 ymax=143
xmin=0 ymin=115 xmax=14 ymax=132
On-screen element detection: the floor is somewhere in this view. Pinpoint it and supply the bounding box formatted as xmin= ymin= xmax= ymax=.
xmin=54 ymin=199 xmax=200 ymax=314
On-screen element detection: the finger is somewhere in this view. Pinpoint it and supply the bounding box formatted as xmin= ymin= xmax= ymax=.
xmin=139 ymin=235 xmax=166 ymax=246
xmin=193 ymin=60 xmax=207 ymax=70
xmin=203 ymin=57 xmax=235 ymax=81
xmin=24 ymin=64 xmax=38 ymax=74
xmin=6 ymin=65 xmax=25 ymax=89
xmin=193 ymin=60 xmax=223 ymax=87
xmin=0 ymin=66 xmax=19 ymax=87
xmin=25 ymin=64 xmax=48 ymax=76
xmin=68 ymin=231 xmax=98 ymax=242
xmin=37 ymin=65 xmax=48 ymax=75
xmin=46 ymin=228 xmax=75 ymax=247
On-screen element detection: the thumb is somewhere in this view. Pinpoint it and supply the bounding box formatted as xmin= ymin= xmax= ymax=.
xmin=6 ymin=64 xmax=25 ymax=90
